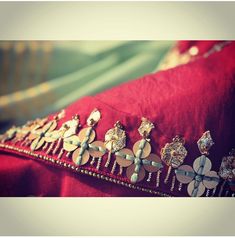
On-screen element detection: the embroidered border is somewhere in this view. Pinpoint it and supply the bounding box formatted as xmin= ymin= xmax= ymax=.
xmin=0 ymin=143 xmax=171 ymax=197
xmin=0 ymin=109 xmax=234 ymax=197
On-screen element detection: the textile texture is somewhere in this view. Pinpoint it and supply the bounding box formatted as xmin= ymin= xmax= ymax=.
xmin=0 ymin=41 xmax=234 ymax=196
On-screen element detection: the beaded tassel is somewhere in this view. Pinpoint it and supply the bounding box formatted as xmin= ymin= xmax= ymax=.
xmin=178 ymin=182 xmax=183 ymax=191
xmin=58 ymin=148 xmax=64 ymax=159
xmin=96 ymin=157 xmax=102 ymax=170
xmin=147 ymin=172 xmax=152 ymax=182
xmin=21 ymin=140 xmax=26 ymax=146
xmin=66 ymin=151 xmax=71 ymax=158
xmin=206 ymin=189 xmax=210 ymax=197
xmin=53 ymin=138 xmax=62 ymax=155
xmin=11 ymin=138 xmax=18 ymax=144
xmin=42 ymin=142 xmax=48 ymax=150
xmin=119 ymin=166 xmax=123 ymax=175
xmin=105 ymin=150 xmax=112 ymax=168
xmin=46 ymin=142 xmax=55 ymax=154
xmin=25 ymin=140 xmax=31 ymax=146
xmin=90 ymin=157 xmax=96 ymax=165
xmin=111 ymin=160 xmax=117 ymax=174
xmin=170 ymin=175 xmax=176 ymax=192
xmin=211 ymin=187 xmax=217 ymax=197
xmin=156 ymin=170 xmax=161 ymax=188
xmin=164 ymin=166 xmax=172 ymax=184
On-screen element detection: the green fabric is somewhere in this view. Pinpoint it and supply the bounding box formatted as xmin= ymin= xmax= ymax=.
xmin=0 ymin=41 xmax=173 ymax=133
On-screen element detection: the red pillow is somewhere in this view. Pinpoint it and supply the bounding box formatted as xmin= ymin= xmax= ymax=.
xmin=0 ymin=41 xmax=235 ymax=197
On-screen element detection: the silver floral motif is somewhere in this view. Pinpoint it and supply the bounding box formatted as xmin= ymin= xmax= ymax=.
xmin=175 ymin=155 xmax=220 ymax=197
xmin=175 ymin=131 xmax=219 ymax=196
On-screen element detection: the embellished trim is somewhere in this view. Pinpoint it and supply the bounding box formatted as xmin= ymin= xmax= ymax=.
xmin=0 ymin=109 xmax=234 ymax=197
xmin=175 ymin=131 xmax=220 ymax=197
xmin=0 ymin=143 xmax=171 ymax=197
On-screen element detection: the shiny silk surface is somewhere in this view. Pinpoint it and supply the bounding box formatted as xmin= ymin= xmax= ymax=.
xmin=0 ymin=41 xmax=235 ymax=196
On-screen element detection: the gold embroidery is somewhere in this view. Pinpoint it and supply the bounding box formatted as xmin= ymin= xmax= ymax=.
xmin=104 ymin=121 xmax=126 ymax=169
xmin=197 ymin=131 xmax=214 ymax=155
xmin=218 ymin=149 xmax=235 ymax=193
xmin=161 ymin=136 xmax=187 ymax=184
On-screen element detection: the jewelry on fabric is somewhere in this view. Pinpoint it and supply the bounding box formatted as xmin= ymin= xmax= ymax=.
xmin=104 ymin=121 xmax=126 ymax=170
xmin=12 ymin=117 xmax=48 ymax=145
xmin=197 ymin=131 xmax=214 ymax=155
xmin=23 ymin=117 xmax=49 ymax=147
xmin=72 ymin=109 xmax=106 ymax=168
xmin=218 ymin=149 xmax=235 ymax=195
xmin=115 ymin=117 xmax=163 ymax=184
xmin=0 ymin=142 xmax=171 ymax=197
xmin=131 ymin=117 xmax=155 ymax=183
xmin=0 ymin=125 xmax=18 ymax=143
xmin=44 ymin=112 xmax=80 ymax=156
xmin=55 ymin=114 xmax=80 ymax=158
xmin=1 ymin=109 xmax=235 ymax=197
xmin=161 ymin=136 xmax=187 ymax=184
xmin=175 ymin=131 xmax=220 ymax=197
xmin=29 ymin=110 xmax=65 ymax=151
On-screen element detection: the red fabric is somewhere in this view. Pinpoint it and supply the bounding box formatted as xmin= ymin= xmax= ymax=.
xmin=0 ymin=152 xmax=152 ymax=197
xmin=177 ymin=40 xmax=223 ymax=55
xmin=0 ymin=41 xmax=235 ymax=196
